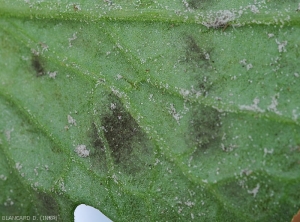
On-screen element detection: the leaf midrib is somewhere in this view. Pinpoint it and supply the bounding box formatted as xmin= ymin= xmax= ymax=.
xmin=1 ymin=4 xmax=300 ymax=27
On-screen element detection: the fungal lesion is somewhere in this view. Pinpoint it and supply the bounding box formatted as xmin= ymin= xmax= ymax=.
xmin=87 ymin=121 xmax=109 ymax=171
xmin=101 ymin=95 xmax=141 ymax=164
xmin=89 ymin=122 xmax=106 ymax=158
xmin=89 ymin=93 xmax=155 ymax=174
xmin=185 ymin=35 xmax=210 ymax=64
xmin=36 ymin=192 xmax=59 ymax=217
xmin=91 ymin=122 xmax=104 ymax=150
xmin=186 ymin=0 xmax=208 ymax=10
xmin=186 ymin=105 xmax=222 ymax=151
xmin=31 ymin=55 xmax=45 ymax=77
xmin=183 ymin=35 xmax=214 ymax=95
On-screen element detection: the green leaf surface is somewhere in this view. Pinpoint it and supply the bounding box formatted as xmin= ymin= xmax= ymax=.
xmin=0 ymin=0 xmax=299 ymax=221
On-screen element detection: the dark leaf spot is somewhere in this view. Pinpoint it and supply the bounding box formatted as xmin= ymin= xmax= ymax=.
xmin=183 ymin=35 xmax=216 ymax=95
xmin=89 ymin=122 xmax=107 ymax=162
xmin=187 ymin=0 xmax=207 ymax=10
xmin=187 ymin=105 xmax=221 ymax=150
xmin=31 ymin=55 xmax=45 ymax=77
xmin=101 ymin=95 xmax=141 ymax=164
xmin=36 ymin=192 xmax=59 ymax=217
xmin=90 ymin=122 xmax=104 ymax=152
xmin=184 ymin=35 xmax=212 ymax=70
xmin=50 ymin=146 xmax=62 ymax=153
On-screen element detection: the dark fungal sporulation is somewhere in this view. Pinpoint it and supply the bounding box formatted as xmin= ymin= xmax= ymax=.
xmin=90 ymin=93 xmax=155 ymax=175
xmin=90 ymin=122 xmax=104 ymax=152
xmin=31 ymin=55 xmax=45 ymax=76
xmin=186 ymin=0 xmax=208 ymax=10
xmin=88 ymin=122 xmax=108 ymax=170
xmin=184 ymin=35 xmax=214 ymax=95
xmin=101 ymin=95 xmax=142 ymax=164
xmin=186 ymin=105 xmax=222 ymax=151
xmin=35 ymin=192 xmax=59 ymax=217
xmin=184 ymin=35 xmax=212 ymax=67
xmin=50 ymin=146 xmax=62 ymax=153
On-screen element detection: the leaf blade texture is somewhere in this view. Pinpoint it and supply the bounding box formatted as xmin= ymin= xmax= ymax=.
xmin=0 ymin=0 xmax=300 ymax=221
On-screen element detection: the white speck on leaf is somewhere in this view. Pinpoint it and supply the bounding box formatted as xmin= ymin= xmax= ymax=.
xmin=188 ymin=156 xmax=193 ymax=167
xmin=5 ymin=128 xmax=14 ymax=141
xmin=204 ymin=52 xmax=210 ymax=60
xmin=239 ymin=59 xmax=247 ymax=66
xmin=203 ymin=10 xmax=237 ymax=29
xmin=149 ymin=94 xmax=154 ymax=102
xmin=34 ymin=168 xmax=38 ymax=176
xmin=154 ymin=158 xmax=160 ymax=166
xmin=16 ymin=162 xmax=22 ymax=171
xmin=179 ymin=88 xmax=190 ymax=98
xmin=4 ymin=197 xmax=14 ymax=206
xmin=167 ymin=103 xmax=182 ymax=124
xmin=246 ymin=63 xmax=253 ymax=71
xmin=48 ymin=71 xmax=57 ymax=79
xmin=39 ymin=42 xmax=49 ymax=54
xmin=112 ymin=174 xmax=118 ymax=184
xmin=292 ymin=109 xmax=299 ymax=120
xmin=75 ymin=145 xmax=90 ymax=157
xmin=184 ymin=200 xmax=195 ymax=207
xmin=249 ymin=5 xmax=259 ymax=14
xmin=67 ymin=115 xmax=77 ymax=126
xmin=248 ymin=183 xmax=260 ymax=197
xmin=68 ymin=32 xmax=77 ymax=47
xmin=74 ymin=4 xmax=81 ymax=11
xmin=267 ymin=94 xmax=281 ymax=115
xmin=0 ymin=174 xmax=7 ymax=181
xmin=240 ymin=168 xmax=252 ymax=176
xmin=59 ymin=180 xmax=66 ymax=192
xmin=110 ymin=103 xmax=116 ymax=110
xmin=239 ymin=98 xmax=264 ymax=112
xmin=110 ymin=87 xmax=123 ymax=98
xmin=116 ymin=74 xmax=123 ymax=80
xmin=182 ymin=0 xmax=189 ymax=9
xmin=275 ymin=39 xmax=287 ymax=52
xmin=240 ymin=59 xmax=253 ymax=70
xmin=264 ymin=148 xmax=274 ymax=157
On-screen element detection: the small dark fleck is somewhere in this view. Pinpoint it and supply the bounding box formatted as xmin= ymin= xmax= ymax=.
xmin=187 ymin=0 xmax=207 ymax=9
xmin=31 ymin=55 xmax=45 ymax=77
